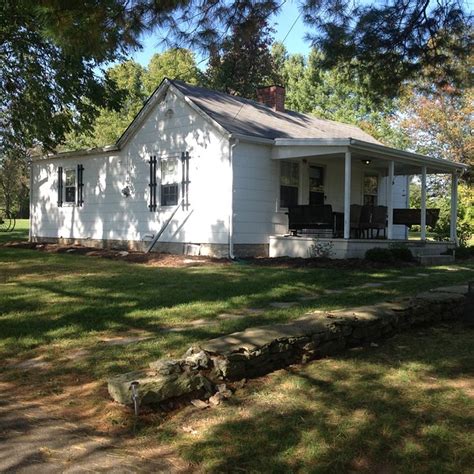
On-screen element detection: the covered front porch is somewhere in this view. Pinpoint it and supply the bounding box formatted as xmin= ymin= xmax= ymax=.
xmin=270 ymin=138 xmax=465 ymax=259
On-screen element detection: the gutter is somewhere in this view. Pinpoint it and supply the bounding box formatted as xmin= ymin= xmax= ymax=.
xmin=228 ymin=137 xmax=239 ymax=259
xmin=348 ymin=138 xmax=468 ymax=171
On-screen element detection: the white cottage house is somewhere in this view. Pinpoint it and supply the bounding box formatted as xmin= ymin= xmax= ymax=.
xmin=30 ymin=79 xmax=465 ymax=259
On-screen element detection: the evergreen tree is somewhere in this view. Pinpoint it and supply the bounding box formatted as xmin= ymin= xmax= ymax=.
xmin=205 ymin=9 xmax=280 ymax=99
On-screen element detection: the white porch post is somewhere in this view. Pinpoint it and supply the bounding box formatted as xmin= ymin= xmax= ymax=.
xmin=450 ymin=172 xmax=458 ymax=245
xmin=420 ymin=166 xmax=427 ymax=241
xmin=387 ymin=161 xmax=394 ymax=239
xmin=344 ymin=150 xmax=351 ymax=239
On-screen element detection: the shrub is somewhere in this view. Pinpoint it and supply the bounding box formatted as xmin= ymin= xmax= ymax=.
xmin=389 ymin=244 xmax=414 ymax=262
xmin=365 ymin=248 xmax=394 ymax=262
xmin=454 ymin=246 xmax=474 ymax=260
xmin=365 ymin=245 xmax=414 ymax=263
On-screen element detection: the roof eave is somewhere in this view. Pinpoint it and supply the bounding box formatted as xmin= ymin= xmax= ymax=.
xmin=32 ymin=144 xmax=119 ymax=162
xmin=349 ymin=138 xmax=468 ymax=172
xmin=273 ymin=137 xmax=466 ymax=172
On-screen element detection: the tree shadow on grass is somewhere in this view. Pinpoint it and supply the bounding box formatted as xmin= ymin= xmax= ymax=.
xmin=173 ymin=324 xmax=474 ymax=473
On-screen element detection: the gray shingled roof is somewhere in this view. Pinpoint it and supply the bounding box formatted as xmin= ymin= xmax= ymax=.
xmin=171 ymin=80 xmax=381 ymax=144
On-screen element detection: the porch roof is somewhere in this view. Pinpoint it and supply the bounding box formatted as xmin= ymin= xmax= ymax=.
xmin=271 ymin=138 xmax=468 ymax=175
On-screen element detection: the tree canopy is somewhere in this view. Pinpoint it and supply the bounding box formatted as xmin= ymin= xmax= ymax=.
xmin=205 ymin=8 xmax=280 ymax=98
xmin=62 ymin=49 xmax=201 ymax=150
xmin=1 ymin=0 xmax=471 ymax=155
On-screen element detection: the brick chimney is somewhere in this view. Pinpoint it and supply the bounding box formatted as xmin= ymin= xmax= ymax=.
xmin=256 ymin=85 xmax=285 ymax=112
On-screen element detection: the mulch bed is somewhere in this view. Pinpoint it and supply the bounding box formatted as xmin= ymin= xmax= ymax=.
xmin=1 ymin=240 xmax=420 ymax=269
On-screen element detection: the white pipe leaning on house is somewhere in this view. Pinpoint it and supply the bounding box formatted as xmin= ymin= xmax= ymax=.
xmin=421 ymin=166 xmax=427 ymax=241
xmin=29 ymin=160 xmax=33 ymax=242
xmin=343 ymin=150 xmax=351 ymax=239
xmin=387 ymin=161 xmax=395 ymax=239
xmin=228 ymin=137 xmax=239 ymax=259
xmin=450 ymin=172 xmax=458 ymax=245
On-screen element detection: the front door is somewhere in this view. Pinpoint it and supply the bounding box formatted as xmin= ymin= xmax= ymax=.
xmin=309 ymin=165 xmax=325 ymax=205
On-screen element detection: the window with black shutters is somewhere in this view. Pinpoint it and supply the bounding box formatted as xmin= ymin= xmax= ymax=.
xmin=280 ymin=161 xmax=299 ymax=208
xmin=160 ymin=158 xmax=179 ymax=206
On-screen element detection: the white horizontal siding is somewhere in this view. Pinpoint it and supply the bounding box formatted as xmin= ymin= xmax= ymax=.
xmin=31 ymin=89 xmax=232 ymax=246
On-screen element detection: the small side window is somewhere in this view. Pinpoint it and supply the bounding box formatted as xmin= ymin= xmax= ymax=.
xmin=64 ymin=169 xmax=76 ymax=204
xmin=280 ymin=161 xmax=299 ymax=208
xmin=160 ymin=158 xmax=179 ymax=206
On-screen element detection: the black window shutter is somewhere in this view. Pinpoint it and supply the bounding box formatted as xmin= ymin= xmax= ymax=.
xmin=148 ymin=156 xmax=157 ymax=211
xmin=57 ymin=167 xmax=63 ymax=207
xmin=77 ymin=164 xmax=84 ymax=207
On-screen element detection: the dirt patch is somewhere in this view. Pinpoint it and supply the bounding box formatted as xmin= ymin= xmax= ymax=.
xmin=1 ymin=241 xmax=422 ymax=269
xmin=2 ymin=241 xmax=229 ymax=268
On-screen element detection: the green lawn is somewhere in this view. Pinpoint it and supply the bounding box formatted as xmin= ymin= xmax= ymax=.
xmin=1 ymin=246 xmax=473 ymax=378
xmin=0 ymin=218 xmax=29 ymax=244
xmin=167 ymin=323 xmax=474 ymax=473
xmin=0 ymin=228 xmax=473 ymax=471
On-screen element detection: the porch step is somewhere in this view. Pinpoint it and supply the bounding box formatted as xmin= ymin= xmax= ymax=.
xmin=418 ymin=254 xmax=454 ymax=266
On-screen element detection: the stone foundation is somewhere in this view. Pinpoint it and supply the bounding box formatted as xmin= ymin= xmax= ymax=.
xmin=108 ymin=284 xmax=470 ymax=407
xmin=31 ymin=237 xmax=269 ymax=258
xmin=31 ymin=236 xmax=148 ymax=252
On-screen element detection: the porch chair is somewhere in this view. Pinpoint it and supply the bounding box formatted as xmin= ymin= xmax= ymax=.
xmin=358 ymin=205 xmax=373 ymax=239
xmin=350 ymin=204 xmax=362 ymax=238
xmin=369 ymin=205 xmax=388 ymax=239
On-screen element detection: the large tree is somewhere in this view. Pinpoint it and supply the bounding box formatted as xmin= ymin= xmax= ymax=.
xmin=1 ymin=0 xmax=471 ymax=155
xmin=62 ymin=49 xmax=201 ymax=150
xmin=0 ymin=152 xmax=29 ymax=216
xmin=272 ymin=44 xmax=408 ymax=148
xmin=205 ymin=7 xmax=280 ymax=98
xmin=144 ymin=48 xmax=201 ymax=95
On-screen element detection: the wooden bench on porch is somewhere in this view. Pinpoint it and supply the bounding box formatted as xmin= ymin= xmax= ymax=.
xmin=287 ymin=205 xmax=334 ymax=237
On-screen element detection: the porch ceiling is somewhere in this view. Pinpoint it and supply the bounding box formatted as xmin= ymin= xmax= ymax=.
xmin=272 ymin=138 xmax=467 ymax=175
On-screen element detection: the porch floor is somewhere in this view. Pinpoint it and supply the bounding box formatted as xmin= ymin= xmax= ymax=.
xmin=269 ymin=235 xmax=455 ymax=260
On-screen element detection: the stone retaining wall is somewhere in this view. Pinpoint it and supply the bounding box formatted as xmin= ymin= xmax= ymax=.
xmin=108 ymin=284 xmax=469 ymax=406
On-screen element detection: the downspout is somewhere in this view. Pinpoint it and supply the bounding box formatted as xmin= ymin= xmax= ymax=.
xmin=228 ymin=137 xmax=239 ymax=259
xmin=28 ymin=159 xmax=33 ymax=242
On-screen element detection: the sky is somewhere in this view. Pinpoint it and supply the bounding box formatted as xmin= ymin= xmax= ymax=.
xmin=129 ymin=1 xmax=311 ymax=68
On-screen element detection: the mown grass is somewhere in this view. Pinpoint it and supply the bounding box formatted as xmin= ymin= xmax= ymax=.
xmin=162 ymin=324 xmax=474 ymax=473
xmin=0 ymin=223 xmax=473 ymax=471
xmin=1 ymin=242 xmax=473 ymax=380
xmin=0 ymin=218 xmax=29 ymax=244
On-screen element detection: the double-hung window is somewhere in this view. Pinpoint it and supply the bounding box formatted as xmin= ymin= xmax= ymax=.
xmin=160 ymin=158 xmax=179 ymax=206
xmin=280 ymin=161 xmax=299 ymax=208
xmin=64 ymin=169 xmax=77 ymax=204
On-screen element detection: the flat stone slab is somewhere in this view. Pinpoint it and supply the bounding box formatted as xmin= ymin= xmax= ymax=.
xmin=217 ymin=313 xmax=247 ymax=321
xmin=360 ymin=282 xmax=384 ymax=288
xmin=99 ymin=335 xmax=153 ymax=346
xmin=201 ymin=301 xmax=402 ymax=355
xmin=414 ymin=291 xmax=466 ymax=302
xmin=269 ymin=301 xmax=299 ymax=308
xmin=429 ymin=284 xmax=469 ymax=295
xmin=324 ymin=289 xmax=345 ymax=295
xmin=108 ymin=369 xmax=212 ymax=405
xmin=298 ymin=295 xmax=320 ymax=301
